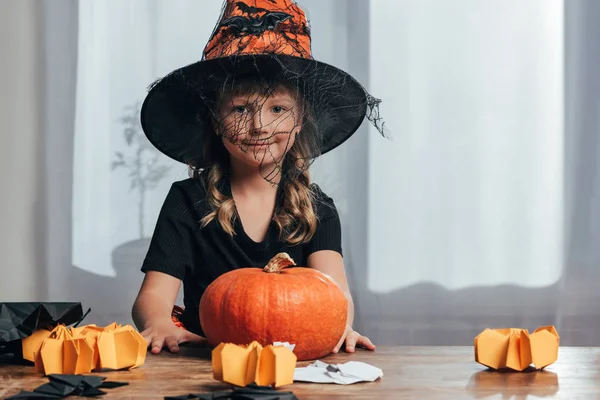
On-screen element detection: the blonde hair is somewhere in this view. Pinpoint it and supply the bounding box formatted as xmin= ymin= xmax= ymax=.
xmin=193 ymin=80 xmax=319 ymax=245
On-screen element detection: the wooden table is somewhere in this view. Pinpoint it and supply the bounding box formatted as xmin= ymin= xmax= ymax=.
xmin=1 ymin=346 xmax=599 ymax=399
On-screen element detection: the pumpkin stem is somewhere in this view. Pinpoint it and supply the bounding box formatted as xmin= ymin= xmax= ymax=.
xmin=264 ymin=252 xmax=296 ymax=273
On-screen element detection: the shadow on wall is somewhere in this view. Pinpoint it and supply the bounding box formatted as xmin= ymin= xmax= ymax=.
xmin=69 ymin=238 xmax=183 ymax=328
xmin=68 ymin=238 xmax=600 ymax=346
xmin=67 ymin=101 xmax=182 ymax=327
xmin=358 ymin=268 xmax=600 ymax=347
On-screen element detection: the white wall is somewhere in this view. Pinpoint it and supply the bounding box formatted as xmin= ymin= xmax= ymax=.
xmin=0 ymin=0 xmax=45 ymax=300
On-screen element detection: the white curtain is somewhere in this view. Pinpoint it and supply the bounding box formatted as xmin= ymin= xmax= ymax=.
xmin=69 ymin=1 xmax=225 ymax=323
xmin=71 ymin=1 xmax=223 ymax=278
xmin=368 ymin=0 xmax=564 ymax=292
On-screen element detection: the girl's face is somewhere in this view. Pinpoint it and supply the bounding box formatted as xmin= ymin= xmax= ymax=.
xmin=215 ymin=85 xmax=302 ymax=171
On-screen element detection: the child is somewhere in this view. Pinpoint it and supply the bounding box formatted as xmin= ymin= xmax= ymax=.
xmin=132 ymin=0 xmax=386 ymax=355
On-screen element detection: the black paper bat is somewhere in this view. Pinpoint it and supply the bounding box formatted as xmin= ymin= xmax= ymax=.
xmin=235 ymin=1 xmax=268 ymax=15
xmin=220 ymin=12 xmax=292 ymax=36
xmin=5 ymin=373 xmax=128 ymax=399
xmin=0 ymin=302 xmax=86 ymax=356
xmin=0 ymin=302 xmax=85 ymax=343
xmin=164 ymin=384 xmax=298 ymax=400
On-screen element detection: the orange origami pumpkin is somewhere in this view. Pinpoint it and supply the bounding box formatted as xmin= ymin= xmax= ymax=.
xmin=212 ymin=341 xmax=297 ymax=387
xmin=474 ymin=326 xmax=559 ymax=371
xmin=21 ymin=322 xmax=147 ymax=375
xmin=199 ymin=252 xmax=347 ymax=361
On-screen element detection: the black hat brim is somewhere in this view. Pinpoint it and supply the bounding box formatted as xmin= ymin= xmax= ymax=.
xmin=140 ymin=54 xmax=368 ymax=166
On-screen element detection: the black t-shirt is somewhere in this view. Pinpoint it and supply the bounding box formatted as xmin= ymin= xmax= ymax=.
xmin=141 ymin=173 xmax=342 ymax=336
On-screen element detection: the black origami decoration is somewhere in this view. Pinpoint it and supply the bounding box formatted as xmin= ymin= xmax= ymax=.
xmin=0 ymin=303 xmax=86 ymax=358
xmin=5 ymin=373 xmax=128 ymax=399
xmin=164 ymin=384 xmax=299 ymax=400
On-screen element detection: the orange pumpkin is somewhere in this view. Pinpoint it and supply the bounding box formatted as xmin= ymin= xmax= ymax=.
xmin=199 ymin=252 xmax=348 ymax=361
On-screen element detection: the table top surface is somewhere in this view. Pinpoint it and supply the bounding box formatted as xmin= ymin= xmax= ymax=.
xmin=1 ymin=345 xmax=598 ymax=400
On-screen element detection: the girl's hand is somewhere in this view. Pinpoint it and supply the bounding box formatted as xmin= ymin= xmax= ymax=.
xmin=141 ymin=319 xmax=207 ymax=354
xmin=332 ymin=324 xmax=376 ymax=353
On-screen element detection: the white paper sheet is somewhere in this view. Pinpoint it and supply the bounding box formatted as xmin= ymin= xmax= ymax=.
xmin=273 ymin=341 xmax=296 ymax=351
xmin=294 ymin=360 xmax=383 ymax=384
